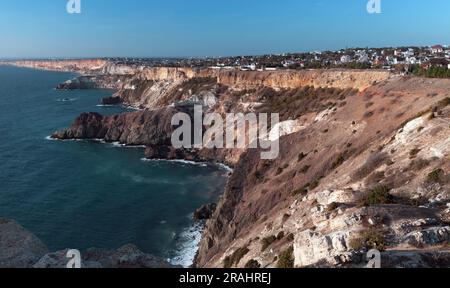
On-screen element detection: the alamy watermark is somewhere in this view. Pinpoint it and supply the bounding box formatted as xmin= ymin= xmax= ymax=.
xmin=66 ymin=0 xmax=81 ymax=14
xmin=66 ymin=249 xmax=81 ymax=268
xmin=367 ymin=0 xmax=382 ymax=14
xmin=171 ymin=105 xmax=280 ymax=160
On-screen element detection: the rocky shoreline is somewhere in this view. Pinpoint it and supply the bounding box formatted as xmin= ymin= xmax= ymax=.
xmin=3 ymin=60 xmax=450 ymax=268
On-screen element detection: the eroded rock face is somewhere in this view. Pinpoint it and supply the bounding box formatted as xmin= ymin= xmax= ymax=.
xmin=194 ymin=203 xmax=217 ymax=221
xmin=51 ymin=107 xmax=185 ymax=146
xmin=0 ymin=219 xmax=48 ymax=268
xmin=102 ymin=96 xmax=123 ymax=105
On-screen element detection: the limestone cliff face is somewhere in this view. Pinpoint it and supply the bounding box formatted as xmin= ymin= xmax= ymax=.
xmin=6 ymin=59 xmax=108 ymax=73
xmin=216 ymin=69 xmax=392 ymax=91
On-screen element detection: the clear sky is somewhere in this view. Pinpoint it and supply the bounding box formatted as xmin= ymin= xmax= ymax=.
xmin=1 ymin=0 xmax=450 ymax=58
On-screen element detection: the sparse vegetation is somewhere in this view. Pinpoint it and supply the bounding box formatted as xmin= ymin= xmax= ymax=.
xmin=365 ymin=171 xmax=386 ymax=186
xmin=352 ymin=152 xmax=389 ymax=181
xmin=326 ymin=202 xmax=340 ymax=212
xmin=298 ymin=152 xmax=308 ymax=162
xmin=309 ymin=179 xmax=321 ymax=190
xmin=359 ymin=185 xmax=394 ymax=207
xmin=436 ymin=97 xmax=450 ymax=108
xmin=258 ymin=86 xmax=357 ymax=121
xmin=286 ymin=233 xmax=295 ymax=242
xmin=350 ymin=229 xmax=386 ymax=251
xmin=277 ymin=231 xmax=285 ymax=240
xmin=275 ymin=167 xmax=284 ymax=176
xmin=410 ymin=196 xmax=429 ymax=207
xmin=411 ymin=65 xmax=450 ymax=79
xmin=282 ymin=213 xmax=291 ymax=223
xmin=409 ymin=158 xmax=431 ymax=171
xmin=427 ymin=169 xmax=445 ymax=184
xmin=409 ymin=148 xmax=421 ymax=159
xmin=244 ymin=259 xmax=261 ymax=268
xmin=331 ymin=153 xmax=346 ymax=170
xmin=223 ymin=247 xmax=250 ymax=268
xmin=299 ymin=165 xmax=311 ymax=174
xmin=292 ymin=186 xmax=308 ymax=197
xmin=261 ymin=236 xmax=277 ymax=252
xmin=276 ymin=246 xmax=294 ymax=268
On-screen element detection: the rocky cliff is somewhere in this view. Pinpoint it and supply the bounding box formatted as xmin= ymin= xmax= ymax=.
xmin=4 ymin=59 xmax=108 ymax=73
xmin=38 ymin=62 xmax=450 ymax=267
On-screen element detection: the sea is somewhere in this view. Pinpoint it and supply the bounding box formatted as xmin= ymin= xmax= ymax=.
xmin=0 ymin=65 xmax=228 ymax=267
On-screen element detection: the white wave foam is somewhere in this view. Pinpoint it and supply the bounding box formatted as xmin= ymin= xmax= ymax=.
xmin=57 ymin=98 xmax=77 ymax=102
xmin=96 ymin=104 xmax=115 ymax=107
xmin=216 ymin=163 xmax=234 ymax=173
xmin=141 ymin=158 xmax=234 ymax=172
xmin=169 ymin=221 xmax=204 ymax=268
xmin=141 ymin=158 xmax=208 ymax=167
xmin=45 ymin=136 xmax=84 ymax=142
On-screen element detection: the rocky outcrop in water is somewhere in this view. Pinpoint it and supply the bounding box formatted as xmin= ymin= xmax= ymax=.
xmin=194 ymin=204 xmax=217 ymax=221
xmin=51 ymin=107 xmax=184 ymax=146
xmin=102 ymin=96 xmax=123 ymax=105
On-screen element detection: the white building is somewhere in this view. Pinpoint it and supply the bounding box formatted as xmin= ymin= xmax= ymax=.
xmin=340 ymin=55 xmax=352 ymax=63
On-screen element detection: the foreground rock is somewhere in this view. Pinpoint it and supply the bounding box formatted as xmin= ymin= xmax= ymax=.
xmin=34 ymin=245 xmax=178 ymax=268
xmin=0 ymin=219 xmax=177 ymax=268
xmin=0 ymin=219 xmax=48 ymax=268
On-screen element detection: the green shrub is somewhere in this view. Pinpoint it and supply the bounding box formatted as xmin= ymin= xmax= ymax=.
xmin=276 ymin=231 xmax=285 ymax=240
xmin=244 ymin=259 xmax=261 ymax=268
xmin=223 ymin=247 xmax=250 ymax=268
xmin=282 ymin=213 xmax=291 ymax=223
xmin=409 ymin=148 xmax=421 ymax=159
xmin=261 ymin=236 xmax=277 ymax=252
xmin=299 ymin=165 xmax=311 ymax=174
xmin=276 ymin=246 xmax=294 ymax=268
xmin=352 ymin=152 xmax=389 ymax=180
xmin=326 ymin=202 xmax=340 ymax=212
xmin=409 ymin=158 xmax=430 ymax=171
xmin=298 ymin=152 xmax=308 ymax=162
xmin=292 ymin=186 xmax=308 ymax=197
xmin=331 ymin=154 xmax=346 ymax=170
xmin=286 ymin=233 xmax=295 ymax=242
xmin=427 ymin=169 xmax=445 ymax=183
xmin=437 ymin=97 xmax=450 ymax=108
xmin=309 ymin=179 xmax=321 ymax=190
xmin=359 ymin=185 xmax=394 ymax=207
xmin=275 ymin=167 xmax=284 ymax=176
xmin=350 ymin=229 xmax=386 ymax=251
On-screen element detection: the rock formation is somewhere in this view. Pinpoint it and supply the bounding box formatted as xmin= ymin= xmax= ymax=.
xmin=0 ymin=219 xmax=48 ymax=268
xmin=0 ymin=218 xmax=177 ymax=268
xmin=194 ymin=204 xmax=218 ymax=221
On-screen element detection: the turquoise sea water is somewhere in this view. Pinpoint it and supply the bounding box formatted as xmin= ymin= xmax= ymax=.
xmin=0 ymin=65 xmax=228 ymax=266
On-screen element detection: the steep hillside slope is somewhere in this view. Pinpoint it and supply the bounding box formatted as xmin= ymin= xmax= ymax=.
xmin=50 ymin=66 xmax=450 ymax=268
xmin=195 ymin=77 xmax=450 ymax=268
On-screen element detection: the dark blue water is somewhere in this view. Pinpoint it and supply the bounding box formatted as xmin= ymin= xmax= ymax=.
xmin=0 ymin=65 xmax=228 ymax=266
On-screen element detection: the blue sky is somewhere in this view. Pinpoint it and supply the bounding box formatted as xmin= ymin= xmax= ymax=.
xmin=0 ymin=0 xmax=450 ymax=58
